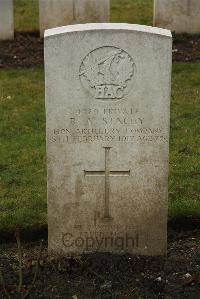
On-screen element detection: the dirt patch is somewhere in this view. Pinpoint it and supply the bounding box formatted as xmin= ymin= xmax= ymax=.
xmin=172 ymin=34 xmax=200 ymax=62
xmin=0 ymin=32 xmax=200 ymax=68
xmin=0 ymin=32 xmax=43 ymax=68
xmin=0 ymin=229 xmax=199 ymax=298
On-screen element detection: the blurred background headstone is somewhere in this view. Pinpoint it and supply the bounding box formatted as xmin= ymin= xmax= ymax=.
xmin=154 ymin=0 xmax=200 ymax=34
xmin=39 ymin=0 xmax=110 ymax=37
xmin=0 ymin=0 xmax=14 ymax=40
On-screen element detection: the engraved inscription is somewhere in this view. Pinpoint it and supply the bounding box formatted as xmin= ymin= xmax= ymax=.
xmin=79 ymin=46 xmax=135 ymax=100
xmin=84 ymin=147 xmax=130 ymax=219
xmin=49 ymin=127 xmax=168 ymax=144
xmin=48 ymin=107 xmax=168 ymax=144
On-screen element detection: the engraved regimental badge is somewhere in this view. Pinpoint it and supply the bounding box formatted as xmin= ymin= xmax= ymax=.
xmin=79 ymin=46 xmax=135 ymax=100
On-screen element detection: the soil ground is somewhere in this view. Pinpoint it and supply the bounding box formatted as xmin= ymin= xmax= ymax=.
xmin=0 ymin=32 xmax=200 ymax=68
xmin=0 ymin=228 xmax=199 ymax=299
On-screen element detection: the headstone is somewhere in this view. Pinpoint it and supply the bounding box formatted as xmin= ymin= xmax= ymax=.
xmin=39 ymin=0 xmax=109 ymax=36
xmin=74 ymin=0 xmax=109 ymax=23
xmin=45 ymin=23 xmax=172 ymax=256
xmin=154 ymin=0 xmax=200 ymax=34
xmin=0 ymin=0 xmax=14 ymax=40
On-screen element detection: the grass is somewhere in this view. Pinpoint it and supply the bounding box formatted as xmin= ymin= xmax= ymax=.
xmin=0 ymin=69 xmax=46 ymax=231
xmin=0 ymin=64 xmax=200 ymax=231
xmin=111 ymin=0 xmax=153 ymax=25
xmin=169 ymin=63 xmax=200 ymax=219
xmin=14 ymin=0 xmax=153 ymax=32
xmin=14 ymin=0 xmax=39 ymax=32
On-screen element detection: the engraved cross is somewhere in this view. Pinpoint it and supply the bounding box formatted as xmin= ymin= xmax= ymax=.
xmin=84 ymin=147 xmax=130 ymax=219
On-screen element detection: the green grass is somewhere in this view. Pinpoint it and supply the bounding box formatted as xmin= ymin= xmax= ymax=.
xmin=0 ymin=64 xmax=199 ymax=231
xmin=0 ymin=69 xmax=46 ymax=231
xmin=111 ymin=0 xmax=153 ymax=25
xmin=14 ymin=0 xmax=39 ymax=32
xmin=14 ymin=0 xmax=153 ymax=32
xmin=169 ymin=63 xmax=200 ymax=219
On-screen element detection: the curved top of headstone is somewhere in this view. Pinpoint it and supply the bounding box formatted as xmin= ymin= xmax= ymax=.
xmin=44 ymin=23 xmax=172 ymax=39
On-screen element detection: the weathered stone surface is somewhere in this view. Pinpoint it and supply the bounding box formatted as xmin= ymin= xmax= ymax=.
xmin=0 ymin=0 xmax=14 ymax=40
xmin=39 ymin=0 xmax=109 ymax=36
xmin=154 ymin=0 xmax=200 ymax=34
xmin=45 ymin=23 xmax=172 ymax=256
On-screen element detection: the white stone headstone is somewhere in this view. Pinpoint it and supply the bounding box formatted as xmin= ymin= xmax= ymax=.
xmin=154 ymin=0 xmax=200 ymax=34
xmin=45 ymin=23 xmax=172 ymax=256
xmin=0 ymin=0 xmax=14 ymax=40
xmin=39 ymin=0 xmax=109 ymax=37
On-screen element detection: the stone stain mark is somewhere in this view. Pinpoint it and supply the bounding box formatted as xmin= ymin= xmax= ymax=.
xmin=186 ymin=0 xmax=191 ymax=16
xmin=73 ymin=0 xmax=76 ymax=21
xmin=84 ymin=147 xmax=130 ymax=219
xmin=72 ymin=0 xmax=77 ymax=23
xmin=84 ymin=0 xmax=98 ymax=21
xmin=75 ymin=175 xmax=84 ymax=206
xmin=94 ymin=210 xmax=100 ymax=227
